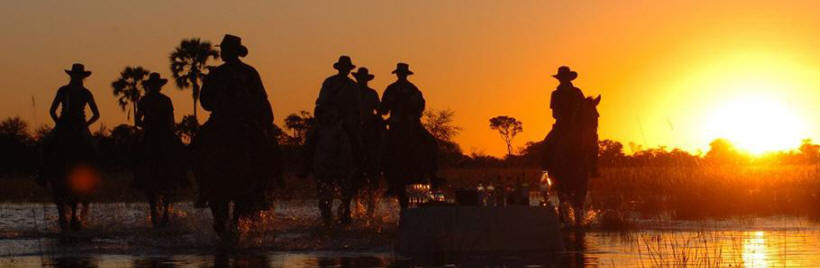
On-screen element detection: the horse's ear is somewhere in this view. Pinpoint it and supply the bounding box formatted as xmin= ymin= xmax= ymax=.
xmin=593 ymin=94 xmax=601 ymax=105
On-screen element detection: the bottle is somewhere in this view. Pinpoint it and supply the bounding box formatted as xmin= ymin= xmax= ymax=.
xmin=486 ymin=183 xmax=496 ymax=207
xmin=477 ymin=182 xmax=486 ymax=206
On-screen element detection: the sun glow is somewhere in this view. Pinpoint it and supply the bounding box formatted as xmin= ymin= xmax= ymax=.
xmin=702 ymin=93 xmax=807 ymax=155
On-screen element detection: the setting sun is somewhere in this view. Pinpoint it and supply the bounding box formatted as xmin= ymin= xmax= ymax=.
xmin=702 ymin=94 xmax=807 ymax=154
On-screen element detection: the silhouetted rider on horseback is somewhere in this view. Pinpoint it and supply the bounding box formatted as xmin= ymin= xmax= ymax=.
xmin=299 ymin=56 xmax=362 ymax=178
xmin=543 ymin=66 xmax=597 ymax=174
xmin=542 ymin=66 xmax=601 ymax=226
xmin=380 ymin=63 xmax=439 ymax=209
xmin=42 ymin=63 xmax=101 ymax=232
xmin=194 ymin=34 xmax=277 ymax=212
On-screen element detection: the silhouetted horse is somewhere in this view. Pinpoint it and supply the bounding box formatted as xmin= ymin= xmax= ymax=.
xmin=312 ymin=108 xmax=356 ymax=227
xmin=40 ymin=126 xmax=98 ymax=232
xmin=382 ymin=120 xmax=439 ymax=209
xmin=356 ymin=115 xmax=385 ymax=223
xmin=133 ymin=131 xmax=188 ymax=228
xmin=191 ymin=121 xmax=277 ymax=239
xmin=545 ymin=95 xmax=600 ymax=226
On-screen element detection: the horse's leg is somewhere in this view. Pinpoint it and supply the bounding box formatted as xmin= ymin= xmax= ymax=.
xmin=69 ymin=201 xmax=81 ymax=231
xmin=338 ymin=179 xmax=354 ymax=226
xmin=557 ymin=195 xmax=570 ymax=225
xmin=210 ymin=200 xmax=228 ymax=235
xmin=230 ymin=201 xmax=241 ymax=232
xmin=317 ymin=179 xmax=333 ymax=228
xmin=365 ymin=183 xmax=377 ymax=223
xmin=80 ymin=201 xmax=89 ymax=225
xmin=161 ymin=197 xmax=171 ymax=227
xmin=55 ymin=200 xmax=69 ymax=233
xmin=147 ymin=192 xmax=160 ymax=228
xmin=397 ymin=185 xmax=409 ymax=211
xmin=573 ymin=180 xmax=589 ymax=227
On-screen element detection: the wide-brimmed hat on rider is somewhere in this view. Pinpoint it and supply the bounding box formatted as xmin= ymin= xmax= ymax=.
xmin=552 ymin=66 xmax=577 ymax=81
xmin=218 ymin=34 xmax=248 ymax=57
xmin=65 ymin=63 xmax=92 ymax=78
xmin=333 ymin=55 xmax=356 ymax=71
xmin=392 ymin=63 xmax=414 ymax=75
xmin=352 ymin=67 xmax=374 ymax=82
xmin=142 ymin=72 xmax=168 ymax=90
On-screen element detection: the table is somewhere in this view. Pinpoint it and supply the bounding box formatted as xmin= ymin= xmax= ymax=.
xmin=396 ymin=206 xmax=564 ymax=254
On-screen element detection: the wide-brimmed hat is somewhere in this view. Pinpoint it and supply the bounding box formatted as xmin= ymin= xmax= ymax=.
xmin=65 ymin=63 xmax=91 ymax=78
xmin=552 ymin=66 xmax=577 ymax=81
xmin=142 ymin=72 xmax=168 ymax=89
xmin=218 ymin=34 xmax=248 ymax=57
xmin=333 ymin=56 xmax=356 ymax=71
xmin=392 ymin=63 xmax=413 ymax=75
xmin=351 ymin=67 xmax=374 ymax=82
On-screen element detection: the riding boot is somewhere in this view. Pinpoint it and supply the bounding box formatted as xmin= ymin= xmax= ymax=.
xmin=57 ymin=204 xmax=69 ymax=233
xmin=70 ymin=205 xmax=82 ymax=231
xmin=338 ymin=200 xmax=352 ymax=226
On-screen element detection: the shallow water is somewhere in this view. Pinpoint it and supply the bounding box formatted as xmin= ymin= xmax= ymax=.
xmin=2 ymin=202 xmax=820 ymax=267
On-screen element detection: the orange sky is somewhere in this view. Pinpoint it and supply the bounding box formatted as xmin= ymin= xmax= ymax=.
xmin=2 ymin=0 xmax=820 ymax=156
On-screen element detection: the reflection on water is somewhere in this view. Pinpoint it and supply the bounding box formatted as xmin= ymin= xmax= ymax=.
xmin=743 ymin=231 xmax=767 ymax=268
xmin=2 ymin=202 xmax=820 ymax=267
xmin=5 ymin=229 xmax=815 ymax=267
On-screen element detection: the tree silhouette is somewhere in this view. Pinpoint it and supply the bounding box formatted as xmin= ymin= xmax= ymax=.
xmin=598 ymin=139 xmax=626 ymax=166
xmin=169 ymin=38 xmax=219 ymax=120
xmin=284 ymin=111 xmax=315 ymax=145
xmin=489 ymin=115 xmax=523 ymax=156
xmin=422 ymin=108 xmax=461 ymax=142
xmin=0 ymin=117 xmax=34 ymax=174
xmin=0 ymin=116 xmax=31 ymax=141
xmin=111 ymin=66 xmax=150 ymax=126
xmin=423 ymin=108 xmax=464 ymax=165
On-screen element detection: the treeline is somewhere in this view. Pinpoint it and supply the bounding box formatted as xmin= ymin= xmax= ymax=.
xmin=3 ymin=113 xmax=819 ymax=177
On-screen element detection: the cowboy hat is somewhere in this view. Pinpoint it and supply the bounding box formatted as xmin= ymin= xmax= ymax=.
xmin=142 ymin=72 xmax=168 ymax=89
xmin=552 ymin=66 xmax=577 ymax=81
xmin=218 ymin=34 xmax=248 ymax=57
xmin=333 ymin=55 xmax=356 ymax=71
xmin=65 ymin=63 xmax=91 ymax=78
xmin=392 ymin=62 xmax=413 ymax=75
xmin=351 ymin=67 xmax=374 ymax=81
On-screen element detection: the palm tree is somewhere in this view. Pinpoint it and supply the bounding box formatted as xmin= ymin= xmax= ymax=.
xmin=111 ymin=66 xmax=150 ymax=126
xmin=169 ymin=38 xmax=219 ymax=120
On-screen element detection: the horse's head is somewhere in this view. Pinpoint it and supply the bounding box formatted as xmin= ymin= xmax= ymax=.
xmin=578 ymin=95 xmax=601 ymax=147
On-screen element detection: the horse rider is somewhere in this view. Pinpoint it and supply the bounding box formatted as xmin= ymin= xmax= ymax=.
xmin=379 ymin=63 xmax=438 ymax=204
xmin=196 ymin=34 xmax=277 ymax=210
xmin=46 ymin=63 xmax=101 ymax=167
xmin=352 ymin=67 xmax=384 ymax=215
xmin=133 ymin=73 xmax=187 ymax=197
xmin=542 ymin=66 xmax=594 ymax=174
xmin=298 ymin=56 xmax=363 ymax=178
xmin=42 ymin=63 xmax=101 ymax=232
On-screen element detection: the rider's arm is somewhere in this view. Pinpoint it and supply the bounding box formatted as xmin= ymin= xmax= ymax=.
xmin=378 ymin=86 xmax=394 ymax=116
xmin=200 ymin=72 xmax=215 ymax=112
xmin=252 ymin=69 xmax=274 ymax=124
xmin=86 ymin=91 xmax=100 ymax=127
xmin=49 ymin=88 xmax=62 ymax=123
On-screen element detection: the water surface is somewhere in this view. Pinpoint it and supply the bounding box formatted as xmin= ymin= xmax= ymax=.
xmin=2 ymin=202 xmax=819 ymax=267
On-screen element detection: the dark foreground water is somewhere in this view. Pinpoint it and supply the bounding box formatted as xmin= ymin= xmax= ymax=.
xmin=2 ymin=202 xmax=820 ymax=267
